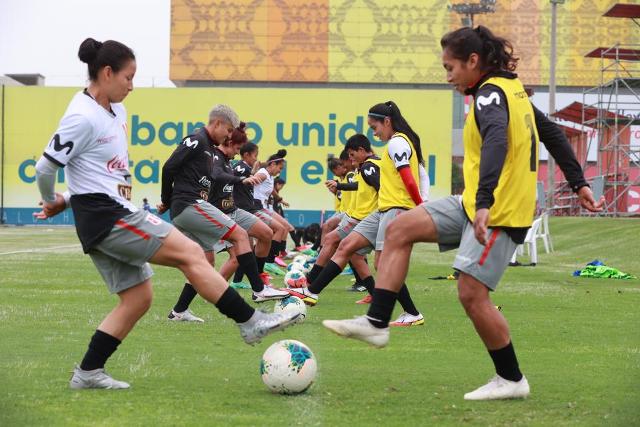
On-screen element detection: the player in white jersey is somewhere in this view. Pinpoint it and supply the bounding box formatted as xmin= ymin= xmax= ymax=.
xmin=34 ymin=38 xmax=301 ymax=391
xmin=252 ymin=149 xmax=294 ymax=266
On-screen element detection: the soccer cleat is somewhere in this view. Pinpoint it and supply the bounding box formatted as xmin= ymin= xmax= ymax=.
xmin=463 ymin=375 xmax=530 ymax=401
xmin=69 ymin=365 xmax=130 ymax=390
xmin=285 ymin=287 xmax=318 ymax=306
xmin=390 ymin=312 xmax=425 ymax=326
xmin=264 ymin=263 xmax=286 ymax=276
xmin=238 ymin=310 xmax=302 ymax=345
xmin=252 ymin=286 xmax=289 ymax=303
xmin=259 ymin=272 xmax=273 ymax=286
xmin=230 ymin=281 xmax=251 ymax=290
xmin=284 ymin=250 xmax=298 ymax=259
xmin=340 ymin=266 xmax=354 ymax=275
xmin=322 ymin=316 xmax=389 ymax=348
xmin=355 ymin=294 xmax=372 ymax=304
xmin=274 ymin=256 xmax=287 ymax=267
xmin=167 ymin=309 xmax=204 ymax=323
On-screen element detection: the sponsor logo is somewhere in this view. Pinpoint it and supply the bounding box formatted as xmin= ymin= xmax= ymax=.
xmin=50 ymin=134 xmax=74 ymax=155
xmin=198 ymin=176 xmax=211 ymax=188
xmin=97 ymin=135 xmax=117 ymax=144
xmin=117 ymin=184 xmax=132 ymax=201
xmin=145 ymin=213 xmax=162 ymax=225
xmin=223 ymin=184 xmax=234 ymax=193
xmin=476 ymin=92 xmax=500 ymax=110
xmin=363 ymin=166 xmax=375 ymax=176
xmin=183 ymin=137 xmax=199 ymax=148
xmin=393 ymin=152 xmax=409 ymax=162
xmin=107 ymin=155 xmax=129 ymax=173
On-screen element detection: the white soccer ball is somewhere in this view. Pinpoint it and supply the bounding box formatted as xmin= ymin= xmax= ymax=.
xmin=287 ymin=261 xmax=308 ymax=273
xmin=273 ymin=295 xmax=307 ymax=320
xmin=292 ymin=255 xmax=308 ymax=265
xmin=260 ymin=339 xmax=317 ymax=394
xmin=284 ymin=270 xmax=307 ymax=288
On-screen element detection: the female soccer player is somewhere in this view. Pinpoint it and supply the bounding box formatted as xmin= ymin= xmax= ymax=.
xmin=252 ymin=150 xmax=295 ymax=266
xmin=293 ymin=101 xmax=425 ymax=326
xmin=34 ymin=38 xmax=300 ymax=389
xmin=323 ymin=26 xmax=604 ymax=400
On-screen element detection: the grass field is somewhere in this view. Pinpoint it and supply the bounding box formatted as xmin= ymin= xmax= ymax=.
xmin=0 ymin=217 xmax=639 ymax=426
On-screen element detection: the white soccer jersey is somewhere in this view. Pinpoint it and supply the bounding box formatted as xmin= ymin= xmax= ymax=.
xmin=43 ymin=90 xmax=137 ymax=212
xmin=253 ymin=167 xmax=274 ymax=209
xmin=387 ymin=135 xmax=413 ymax=168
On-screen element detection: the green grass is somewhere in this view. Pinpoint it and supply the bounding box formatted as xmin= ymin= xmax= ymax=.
xmin=0 ymin=217 xmax=639 ymax=426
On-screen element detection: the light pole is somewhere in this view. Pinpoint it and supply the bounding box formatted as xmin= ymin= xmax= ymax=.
xmin=547 ymin=0 xmax=564 ymax=210
xmin=448 ymin=0 xmax=497 ymax=27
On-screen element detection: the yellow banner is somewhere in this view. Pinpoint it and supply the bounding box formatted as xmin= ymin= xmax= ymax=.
xmin=3 ymin=86 xmax=451 ymax=215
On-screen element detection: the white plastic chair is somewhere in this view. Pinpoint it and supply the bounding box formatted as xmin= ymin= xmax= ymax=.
xmin=534 ymin=211 xmax=553 ymax=253
xmin=510 ymin=217 xmax=543 ymax=265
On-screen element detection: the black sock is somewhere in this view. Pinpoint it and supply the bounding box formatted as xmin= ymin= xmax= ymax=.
xmin=306 ymin=264 xmax=324 ymax=284
xmin=397 ymin=283 xmax=419 ymax=316
xmin=256 ymin=256 xmax=267 ymax=274
xmin=366 ymin=288 xmax=397 ymax=328
xmin=233 ymin=266 xmax=244 ymax=283
xmin=312 ymin=236 xmax=321 ymax=251
xmin=279 ymin=240 xmax=287 ymax=255
xmin=350 ymin=262 xmax=363 ymax=285
xmin=361 ymin=276 xmax=375 ymax=293
xmin=308 ymin=260 xmax=342 ymax=294
xmin=237 ymin=252 xmax=264 ymax=292
xmin=215 ymin=287 xmax=255 ymax=323
xmin=80 ymin=330 xmax=121 ymax=371
xmin=266 ymin=240 xmax=279 ymax=263
xmin=488 ymin=341 xmax=523 ymax=382
xmin=173 ymin=283 xmax=198 ymax=313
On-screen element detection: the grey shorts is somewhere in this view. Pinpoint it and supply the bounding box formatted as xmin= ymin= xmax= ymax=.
xmin=228 ymin=208 xmax=259 ymax=232
xmin=89 ymin=210 xmax=173 ymax=294
xmin=173 ymin=202 xmax=237 ymax=251
xmin=352 ymin=208 xmax=407 ymax=251
xmin=422 ymin=196 xmax=517 ymax=290
xmin=253 ymin=209 xmax=273 ymax=226
xmin=336 ymin=215 xmax=360 ymax=240
xmin=328 ymin=211 xmax=345 ymax=222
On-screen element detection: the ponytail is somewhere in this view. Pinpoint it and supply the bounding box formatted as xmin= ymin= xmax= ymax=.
xmin=368 ymin=101 xmax=424 ymax=166
xmin=440 ymin=25 xmax=518 ymax=72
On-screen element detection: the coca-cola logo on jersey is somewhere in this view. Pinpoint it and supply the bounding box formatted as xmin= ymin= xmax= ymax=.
xmin=106 ymin=155 xmax=128 ymax=173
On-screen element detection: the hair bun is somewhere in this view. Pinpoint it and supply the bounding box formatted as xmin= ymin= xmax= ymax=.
xmin=237 ymin=121 xmax=247 ymax=131
xmin=78 ymin=38 xmax=103 ymax=64
xmin=276 ymin=149 xmax=287 ymax=158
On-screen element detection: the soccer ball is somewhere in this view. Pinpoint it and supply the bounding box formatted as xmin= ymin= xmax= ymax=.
xmin=273 ymin=295 xmax=307 ymax=320
xmin=260 ymin=340 xmax=317 ymax=394
xmin=287 ymin=261 xmax=307 ymax=273
xmin=292 ymin=254 xmax=308 ymax=265
xmin=284 ymin=270 xmax=307 ymax=288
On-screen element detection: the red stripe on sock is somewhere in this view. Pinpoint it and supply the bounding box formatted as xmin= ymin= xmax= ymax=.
xmin=115 ymin=219 xmax=150 ymax=240
xmin=193 ymin=204 xmax=224 ymax=228
xmin=478 ymin=229 xmax=500 ymax=266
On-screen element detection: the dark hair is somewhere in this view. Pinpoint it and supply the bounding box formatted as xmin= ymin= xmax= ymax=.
xmin=240 ymin=141 xmax=258 ymax=156
xmin=267 ymin=149 xmax=287 ymax=165
xmin=339 ymin=149 xmax=350 ymax=161
xmin=327 ymin=157 xmax=342 ymax=172
xmin=368 ymin=101 xmax=424 ymax=165
xmin=274 ymin=177 xmax=286 ymax=186
xmin=345 ymin=134 xmax=371 ymax=152
xmin=230 ymin=122 xmax=248 ymax=145
xmin=78 ymin=38 xmax=135 ymax=81
xmin=440 ymin=26 xmax=518 ymax=72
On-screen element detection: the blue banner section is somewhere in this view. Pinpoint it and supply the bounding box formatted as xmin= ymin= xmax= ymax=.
xmin=2 ymin=208 xmax=331 ymax=228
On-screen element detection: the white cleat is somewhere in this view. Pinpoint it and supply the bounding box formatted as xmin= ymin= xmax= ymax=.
xmin=285 ymin=287 xmax=319 ymax=306
xmin=390 ymin=312 xmax=425 ymax=327
xmin=322 ymin=316 xmax=389 ymax=348
xmin=69 ymin=365 xmax=130 ymax=390
xmin=252 ymin=286 xmax=290 ymax=303
xmin=168 ymin=309 xmax=204 ymax=323
xmin=464 ymin=375 xmax=530 ymax=401
xmin=238 ymin=310 xmax=302 ymax=345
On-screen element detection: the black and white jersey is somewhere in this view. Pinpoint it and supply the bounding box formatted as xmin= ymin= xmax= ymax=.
xmin=233 ymin=160 xmax=260 ymax=211
xmin=161 ymin=127 xmax=216 ymax=219
xmin=209 ymin=146 xmax=243 ymax=214
xmin=43 ymin=90 xmax=134 ymax=252
xmin=253 ymin=167 xmax=274 ymax=209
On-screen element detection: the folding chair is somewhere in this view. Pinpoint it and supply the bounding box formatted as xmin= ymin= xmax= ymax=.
xmin=535 ymin=211 xmax=553 ymax=253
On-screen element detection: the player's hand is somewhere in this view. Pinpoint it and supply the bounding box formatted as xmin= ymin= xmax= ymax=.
xmin=577 ymin=186 xmax=605 ymax=212
xmin=282 ymin=200 xmax=290 ymax=208
xmin=33 ymin=193 xmax=66 ymax=220
xmin=156 ymin=203 xmax=168 ymax=214
xmin=473 ymin=208 xmax=490 ymax=245
xmin=325 ymin=180 xmax=337 ymax=193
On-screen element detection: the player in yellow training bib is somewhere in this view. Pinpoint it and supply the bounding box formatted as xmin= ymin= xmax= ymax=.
xmin=323 ymin=26 xmax=605 ymax=399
